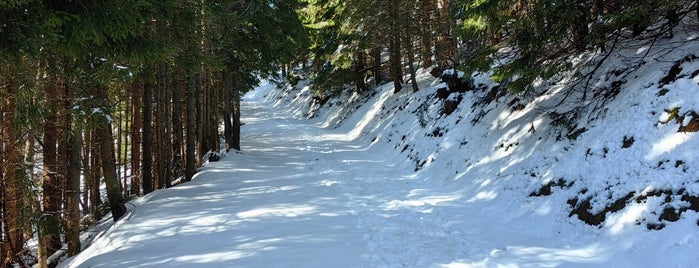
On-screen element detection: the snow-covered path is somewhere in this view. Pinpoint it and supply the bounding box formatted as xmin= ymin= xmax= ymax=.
xmin=62 ymin=79 xmax=699 ymax=268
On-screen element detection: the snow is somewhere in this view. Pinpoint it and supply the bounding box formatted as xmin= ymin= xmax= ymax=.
xmin=60 ymin=31 xmax=699 ymax=267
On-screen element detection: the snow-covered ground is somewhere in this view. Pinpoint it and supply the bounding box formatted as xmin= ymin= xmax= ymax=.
xmin=61 ymin=30 xmax=699 ymax=267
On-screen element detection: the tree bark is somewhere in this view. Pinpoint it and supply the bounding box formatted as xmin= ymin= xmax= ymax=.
xmin=389 ymin=0 xmax=403 ymax=93
xmin=436 ymin=0 xmax=455 ymax=68
xmin=172 ymin=74 xmax=183 ymax=180
xmin=231 ymin=77 xmax=242 ymax=151
xmin=130 ymin=81 xmax=142 ymax=196
xmin=195 ymin=72 xmax=204 ymax=167
xmin=116 ymin=97 xmax=123 ymax=195
xmin=41 ymin=69 xmax=62 ymax=257
xmin=89 ymin=130 xmax=102 ymax=217
xmin=1 ymin=71 xmax=24 ymax=267
xmin=141 ymin=72 xmax=154 ymax=195
xmin=405 ymin=12 xmax=420 ymax=92
xmin=94 ymin=85 xmax=127 ymax=221
xmin=223 ymin=71 xmax=235 ymax=152
xmin=354 ymin=52 xmax=368 ymax=93
xmin=419 ymin=0 xmax=435 ymax=68
xmin=372 ymin=46 xmax=383 ymax=85
xmin=64 ymin=102 xmax=81 ymax=256
xmin=572 ymin=0 xmax=589 ymax=51
xmin=155 ymin=64 xmax=167 ymax=189
xmin=83 ymin=129 xmax=101 ymax=218
xmin=81 ymin=130 xmax=90 ymax=213
xmin=185 ymin=74 xmax=198 ymax=181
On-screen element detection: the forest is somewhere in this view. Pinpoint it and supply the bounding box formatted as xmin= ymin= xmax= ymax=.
xmin=1 ymin=0 xmax=698 ymax=267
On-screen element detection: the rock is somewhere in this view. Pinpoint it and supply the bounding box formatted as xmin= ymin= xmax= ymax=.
xmin=436 ymin=86 xmax=450 ymax=99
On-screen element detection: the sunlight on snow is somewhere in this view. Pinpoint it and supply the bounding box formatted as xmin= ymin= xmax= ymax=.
xmin=173 ymin=238 xmax=284 ymax=264
xmin=235 ymin=185 xmax=302 ymax=197
xmin=382 ymin=194 xmax=461 ymax=210
xmin=443 ymin=244 xmax=605 ymax=267
xmin=605 ymin=202 xmax=650 ymax=235
xmin=173 ymin=250 xmax=255 ymax=264
xmin=645 ymin=132 xmax=693 ymax=160
xmin=236 ymin=204 xmax=317 ymax=219
xmin=505 ymin=244 xmax=606 ymax=264
xmin=466 ymin=191 xmax=498 ymax=203
xmin=318 ymin=88 xmax=392 ymax=142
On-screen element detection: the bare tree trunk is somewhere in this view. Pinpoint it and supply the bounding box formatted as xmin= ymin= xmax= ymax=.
xmin=354 ymin=52 xmax=368 ymax=93
xmin=142 ymin=72 xmax=154 ymax=195
xmin=89 ymin=130 xmax=102 ymax=217
xmin=572 ymin=0 xmax=589 ymax=51
xmin=155 ymin=65 xmax=167 ymax=189
xmin=121 ymin=91 xmax=130 ymax=195
xmin=185 ymin=74 xmax=198 ymax=181
xmin=372 ymin=46 xmax=383 ymax=85
xmin=63 ymin=81 xmax=81 ymax=255
xmin=223 ymin=70 xmax=235 ymax=152
xmin=65 ymin=130 xmax=81 ymax=256
xmin=130 ymin=81 xmax=142 ymax=196
xmin=41 ymin=69 xmax=62 ymax=257
xmin=204 ymin=72 xmax=220 ymax=154
xmin=389 ymin=0 xmax=403 ymax=93
xmin=94 ymin=84 xmax=127 ymax=221
xmin=116 ymin=97 xmax=123 ymax=196
xmin=231 ymin=77 xmax=241 ymax=151
xmin=436 ymin=0 xmax=456 ymax=68
xmin=405 ymin=11 xmax=420 ymax=92
xmin=420 ymin=0 xmax=435 ymax=68
xmin=195 ymin=72 xmax=204 ymax=167
xmin=172 ymin=74 xmax=183 ymax=181
xmin=1 ymin=71 xmax=25 ymax=267
xmin=82 ymin=130 xmax=92 ymax=214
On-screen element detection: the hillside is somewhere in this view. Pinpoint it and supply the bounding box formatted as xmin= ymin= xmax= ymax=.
xmin=279 ymin=24 xmax=699 ymax=234
xmin=60 ymin=24 xmax=699 ymax=267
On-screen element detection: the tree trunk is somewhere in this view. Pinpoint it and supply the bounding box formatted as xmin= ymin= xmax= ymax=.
xmin=389 ymin=1 xmax=403 ymax=93
xmin=65 ymin=131 xmax=81 ymax=256
xmin=94 ymin=85 xmax=127 ymax=221
xmin=115 ymin=97 xmax=123 ymax=195
xmin=81 ymin=130 xmax=89 ymax=213
xmin=354 ymin=52 xmax=368 ymax=93
xmin=572 ymin=0 xmax=589 ymax=52
xmin=89 ymin=130 xmax=102 ymax=217
xmin=155 ymin=64 xmax=167 ymax=189
xmin=130 ymin=81 xmax=142 ymax=196
xmin=172 ymin=74 xmax=183 ymax=181
xmin=436 ymin=0 xmax=455 ymax=68
xmin=405 ymin=12 xmax=420 ymax=92
xmin=223 ymin=71 xmax=235 ymax=152
xmin=63 ymin=90 xmax=81 ymax=256
xmin=1 ymin=71 xmax=25 ymax=267
xmin=82 ymin=129 xmax=98 ymax=217
xmin=141 ymin=72 xmax=154 ymax=195
xmin=204 ymin=72 xmax=220 ymax=154
xmin=121 ymin=90 xmax=130 ymax=196
xmin=590 ymin=0 xmax=606 ymax=51
xmin=231 ymin=77 xmax=242 ymax=151
xmin=372 ymin=46 xmax=383 ymax=86
xmin=420 ymin=0 xmax=435 ymax=68
xmin=200 ymin=69 xmax=214 ymax=155
xmin=41 ymin=71 xmax=62 ymax=257
xmin=195 ymin=72 xmax=204 ymax=167
xmin=185 ymin=74 xmax=198 ymax=181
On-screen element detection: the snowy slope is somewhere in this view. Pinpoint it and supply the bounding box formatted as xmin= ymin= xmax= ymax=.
xmin=61 ymin=30 xmax=699 ymax=267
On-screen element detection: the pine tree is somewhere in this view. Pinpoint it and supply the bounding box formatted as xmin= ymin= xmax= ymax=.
xmin=1 ymin=65 xmax=26 ymax=267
